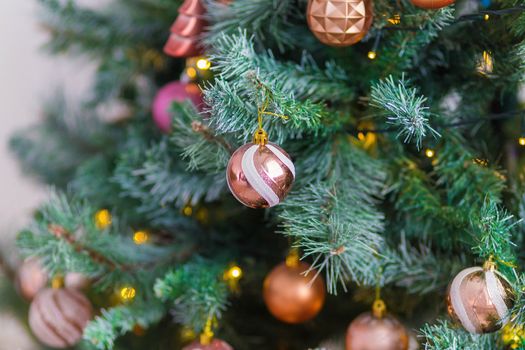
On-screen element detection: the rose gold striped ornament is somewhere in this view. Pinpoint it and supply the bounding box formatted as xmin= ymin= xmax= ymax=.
xmin=307 ymin=0 xmax=374 ymax=47
xmin=29 ymin=288 xmax=93 ymax=348
xmin=446 ymin=265 xmax=514 ymax=334
xmin=226 ymin=142 xmax=295 ymax=208
xmin=183 ymin=339 xmax=234 ymax=350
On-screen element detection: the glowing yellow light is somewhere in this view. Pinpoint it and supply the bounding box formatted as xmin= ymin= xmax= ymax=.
xmin=133 ymin=231 xmax=149 ymax=245
xmin=484 ymin=14 xmax=490 ymax=21
xmin=388 ymin=14 xmax=401 ymax=25
xmin=227 ymin=266 xmax=242 ymax=280
xmin=425 ymin=149 xmax=435 ymax=158
xmin=477 ymin=50 xmax=493 ymax=75
xmin=186 ymin=67 xmax=197 ymax=79
xmin=182 ymin=205 xmax=193 ymax=216
xmin=95 ymin=209 xmax=112 ymax=229
xmin=367 ymin=51 xmax=377 ymax=60
xmin=357 ymin=132 xmax=366 ymax=141
xmin=519 ymin=137 xmax=525 ymax=146
xmin=195 ymin=208 xmax=209 ymax=224
xmin=120 ymin=286 xmax=136 ymax=301
xmin=196 ymin=58 xmax=211 ymax=70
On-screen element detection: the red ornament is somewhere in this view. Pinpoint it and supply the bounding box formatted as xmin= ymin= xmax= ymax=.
xmin=183 ymin=339 xmax=234 ymax=350
xmin=29 ymin=287 xmax=93 ymax=348
xmin=17 ymin=258 xmax=48 ymax=300
xmin=410 ymin=0 xmax=454 ymax=9
xmin=152 ymin=81 xmax=203 ymax=133
xmin=227 ymin=142 xmax=295 ymax=208
xmin=307 ymin=0 xmax=374 ymax=47
xmin=164 ymin=0 xmax=207 ymax=57
xmin=263 ymin=261 xmax=326 ymax=323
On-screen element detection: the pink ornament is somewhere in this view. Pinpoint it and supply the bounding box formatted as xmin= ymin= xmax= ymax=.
xmin=17 ymin=258 xmax=48 ymax=300
xmin=183 ymin=339 xmax=234 ymax=350
xmin=29 ymin=288 xmax=93 ymax=348
xmin=227 ymin=142 xmax=295 ymax=208
xmin=65 ymin=272 xmax=91 ymax=290
xmin=152 ymin=81 xmax=203 ymax=133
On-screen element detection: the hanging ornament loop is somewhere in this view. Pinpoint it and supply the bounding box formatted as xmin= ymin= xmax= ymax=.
xmin=373 ymin=266 xmax=386 ymax=319
xmin=253 ymin=81 xmax=288 ymax=146
xmin=483 ymin=255 xmax=497 ymax=271
xmin=200 ymin=316 xmax=215 ymax=345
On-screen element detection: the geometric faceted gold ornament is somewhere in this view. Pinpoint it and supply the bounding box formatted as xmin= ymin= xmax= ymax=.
xmin=307 ymin=0 xmax=374 ymax=47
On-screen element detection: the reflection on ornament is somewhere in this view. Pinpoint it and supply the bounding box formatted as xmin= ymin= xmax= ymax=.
xmin=95 ymin=209 xmax=112 ymax=229
xmin=446 ymin=262 xmax=514 ymax=333
xmin=307 ymin=0 xmax=374 ymax=47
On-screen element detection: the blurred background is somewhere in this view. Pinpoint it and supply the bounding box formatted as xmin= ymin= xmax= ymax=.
xmin=0 ymin=1 xmax=105 ymax=347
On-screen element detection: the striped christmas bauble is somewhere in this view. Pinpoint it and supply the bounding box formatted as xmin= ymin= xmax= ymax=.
xmin=227 ymin=142 xmax=295 ymax=208
xmin=29 ymin=287 xmax=93 ymax=348
xmin=446 ymin=266 xmax=514 ymax=334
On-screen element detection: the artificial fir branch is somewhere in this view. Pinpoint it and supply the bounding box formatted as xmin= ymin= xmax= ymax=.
xmin=421 ymin=320 xmax=499 ymax=350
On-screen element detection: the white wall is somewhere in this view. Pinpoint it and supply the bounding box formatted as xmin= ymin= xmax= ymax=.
xmin=0 ymin=1 xmax=102 ymax=348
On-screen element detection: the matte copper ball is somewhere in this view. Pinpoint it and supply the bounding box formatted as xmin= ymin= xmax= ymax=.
xmin=29 ymin=288 xmax=93 ymax=348
xmin=446 ymin=266 xmax=514 ymax=334
xmin=182 ymin=339 xmax=234 ymax=350
xmin=346 ymin=312 xmax=409 ymax=350
xmin=227 ymin=142 xmax=295 ymax=208
xmin=410 ymin=0 xmax=454 ymax=9
xmin=263 ymin=261 xmax=326 ymax=323
xmin=307 ymin=0 xmax=374 ymax=47
xmin=17 ymin=258 xmax=48 ymax=300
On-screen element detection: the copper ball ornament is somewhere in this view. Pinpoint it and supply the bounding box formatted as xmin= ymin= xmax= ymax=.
xmin=29 ymin=287 xmax=93 ymax=348
xmin=263 ymin=261 xmax=326 ymax=324
xmin=446 ymin=266 xmax=514 ymax=334
xmin=307 ymin=0 xmax=374 ymax=47
xmin=182 ymin=339 xmax=234 ymax=350
xmin=345 ymin=310 xmax=409 ymax=350
xmin=226 ymin=142 xmax=295 ymax=208
xmin=410 ymin=0 xmax=454 ymax=9
xmin=16 ymin=258 xmax=48 ymax=300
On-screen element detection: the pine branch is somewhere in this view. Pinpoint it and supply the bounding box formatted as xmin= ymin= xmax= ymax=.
xmin=279 ymin=137 xmax=386 ymax=294
xmin=370 ymin=75 xmax=439 ymax=149
xmin=154 ymin=259 xmax=229 ymax=333
xmin=421 ymin=320 xmax=498 ymax=350
xmin=84 ymin=299 xmax=167 ymax=350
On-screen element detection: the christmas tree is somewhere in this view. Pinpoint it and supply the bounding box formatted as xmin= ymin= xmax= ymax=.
xmin=7 ymin=0 xmax=525 ymax=349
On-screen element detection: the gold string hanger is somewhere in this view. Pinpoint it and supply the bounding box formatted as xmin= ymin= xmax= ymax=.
xmin=199 ymin=316 xmax=215 ymax=345
xmin=372 ymin=266 xmax=386 ymax=319
xmin=253 ymin=83 xmax=288 ymax=146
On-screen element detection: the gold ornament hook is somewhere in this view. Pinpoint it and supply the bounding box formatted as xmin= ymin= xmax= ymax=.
xmin=199 ymin=317 xmax=214 ymax=345
xmin=253 ymin=82 xmax=288 ymax=146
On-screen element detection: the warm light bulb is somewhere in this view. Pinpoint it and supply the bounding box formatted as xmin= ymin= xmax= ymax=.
xmin=196 ymin=58 xmax=211 ymax=70
xmin=357 ymin=132 xmax=366 ymax=141
xmin=95 ymin=209 xmax=112 ymax=229
xmin=120 ymin=286 xmax=136 ymax=301
xmin=183 ymin=205 xmax=193 ymax=216
xmin=229 ymin=266 xmax=242 ymax=279
xmin=186 ymin=67 xmax=197 ymax=79
xmin=484 ymin=14 xmax=490 ymax=21
xmin=367 ymin=51 xmax=377 ymax=60
xmin=519 ymin=137 xmax=525 ymax=146
xmin=133 ymin=231 xmax=149 ymax=245
xmin=425 ymin=149 xmax=435 ymax=158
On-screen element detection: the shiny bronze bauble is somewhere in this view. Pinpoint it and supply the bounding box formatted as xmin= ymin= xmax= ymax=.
xmin=307 ymin=0 xmax=374 ymax=47
xmin=410 ymin=0 xmax=454 ymax=9
xmin=346 ymin=312 xmax=409 ymax=350
xmin=227 ymin=142 xmax=295 ymax=208
xmin=182 ymin=339 xmax=234 ymax=350
xmin=446 ymin=266 xmax=514 ymax=334
xmin=263 ymin=261 xmax=326 ymax=323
